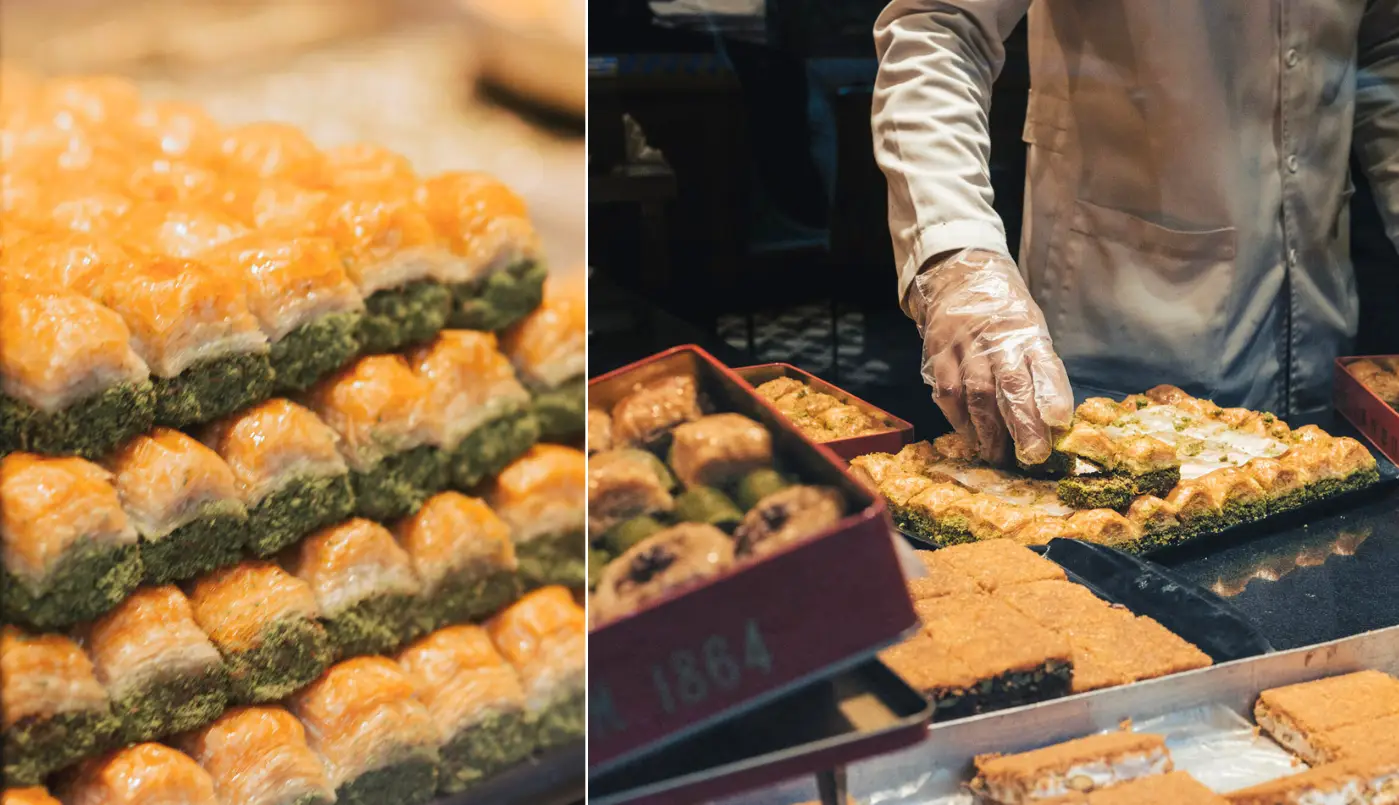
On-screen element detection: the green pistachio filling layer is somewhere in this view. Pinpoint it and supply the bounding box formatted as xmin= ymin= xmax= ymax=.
xmin=0 ymin=381 xmax=155 ymax=460
xmin=246 ymin=473 xmax=356 ymax=558
xmin=931 ymin=659 xmax=1073 ymax=721
xmin=3 ymin=707 xmax=119 ymax=787
xmin=270 ymin=311 xmax=363 ymax=393
xmin=224 ymin=616 xmax=335 ymax=704
xmin=530 ymin=376 xmax=585 ymax=442
xmin=112 ymin=664 xmax=230 ymax=743
xmin=437 ymin=710 xmax=533 ymax=795
xmin=448 ymin=409 xmax=541 ymax=489
xmin=351 ymin=446 xmax=449 ymax=522
xmin=449 ymin=259 xmax=547 ymax=332
xmin=139 ymin=501 xmax=249 ymax=585
xmin=153 ymin=352 xmax=275 ymax=429
xmin=421 ymin=569 xmax=521 ymax=632
xmin=356 ymin=281 xmax=452 ymax=355
xmin=324 ymin=592 xmax=424 ymax=660
xmin=1057 ymin=467 xmax=1181 ymax=511
xmin=532 ymin=688 xmax=585 ymax=749
xmin=1 ymin=542 xmax=142 ymax=631
xmin=335 ymin=755 xmax=439 ymax=805
xmin=515 ymin=530 xmax=586 ymax=589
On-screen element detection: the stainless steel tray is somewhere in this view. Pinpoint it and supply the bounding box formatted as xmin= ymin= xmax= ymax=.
xmin=713 ymin=625 xmax=1399 ymax=804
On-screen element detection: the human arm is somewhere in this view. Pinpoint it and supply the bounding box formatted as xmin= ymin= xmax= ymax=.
xmin=1353 ymin=0 xmax=1399 ymax=246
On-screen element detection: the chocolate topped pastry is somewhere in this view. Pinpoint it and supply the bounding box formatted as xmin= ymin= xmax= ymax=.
xmin=591 ymin=523 xmax=734 ymax=626
xmin=733 ymin=485 xmax=844 ymax=558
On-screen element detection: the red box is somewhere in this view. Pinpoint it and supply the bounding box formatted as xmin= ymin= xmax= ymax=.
xmin=588 ymin=346 xmax=919 ymax=775
xmin=734 ymin=363 xmax=915 ymax=462
xmin=1335 ymin=357 xmax=1399 ymax=465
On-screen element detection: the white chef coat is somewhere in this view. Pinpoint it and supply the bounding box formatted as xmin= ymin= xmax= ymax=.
xmin=873 ymin=0 xmax=1399 ymax=417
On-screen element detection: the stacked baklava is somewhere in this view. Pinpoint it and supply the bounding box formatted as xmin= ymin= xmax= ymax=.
xmin=0 ymin=66 xmax=585 ymax=799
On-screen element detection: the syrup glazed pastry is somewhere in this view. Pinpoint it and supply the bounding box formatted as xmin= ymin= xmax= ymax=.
xmin=288 ymin=657 xmax=442 ymax=805
xmin=200 ymin=398 xmax=355 ymax=557
xmin=969 ymin=731 xmax=1172 ymax=804
xmin=732 ymin=484 xmax=845 ymax=558
xmin=1349 ymin=358 xmax=1399 ymax=406
xmin=0 ymin=289 xmax=154 ymax=459
xmin=304 ymin=355 xmax=446 ymax=522
xmin=587 ymin=448 xmax=678 ymax=536
xmin=753 ymin=376 xmax=887 ymax=442
xmin=489 ymin=444 xmax=586 ymax=588
xmin=1254 ymin=670 xmax=1399 ymax=765
xmin=176 ymin=705 xmax=336 ymax=805
xmin=1 ymin=788 xmax=61 ymax=805
xmin=855 ymin=385 xmax=1378 ymax=551
xmin=591 ymin=522 xmax=735 ymax=627
xmin=58 ymin=743 xmax=218 ymax=805
xmin=0 ymin=452 xmax=142 ymax=630
xmin=487 ymin=586 xmax=586 ymax=749
xmin=396 ymin=625 xmax=534 ymax=794
xmin=286 ymin=519 xmax=425 ymax=660
xmin=501 ymin=271 xmax=586 ymax=441
xmin=408 ymin=330 xmax=540 ymax=489
xmin=417 ymin=171 xmax=548 ymax=332
xmin=1 ymin=626 xmax=118 ymax=786
xmin=104 ymin=427 xmax=248 ymax=584
xmin=187 ymin=561 xmax=334 ymax=704
xmin=395 ymin=492 xmax=522 ymax=630
xmin=80 ymin=585 xmax=230 ymax=743
xmin=608 ymin=374 xmax=705 ymax=451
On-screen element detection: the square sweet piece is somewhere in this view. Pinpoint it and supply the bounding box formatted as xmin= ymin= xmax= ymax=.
xmin=1224 ymin=763 xmax=1366 ymax=805
xmin=971 ymin=731 xmax=1172 ymax=803
xmin=877 ymin=634 xmax=981 ymax=718
xmin=1087 ymin=772 xmax=1226 ymax=804
xmin=1255 ymin=671 xmax=1399 ymax=764
xmin=929 ymin=539 xmax=1068 ymax=592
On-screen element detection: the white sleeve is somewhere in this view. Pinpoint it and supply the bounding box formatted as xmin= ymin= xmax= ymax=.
xmin=1354 ymin=0 xmax=1399 ymax=249
xmin=872 ymin=0 xmax=1032 ymax=306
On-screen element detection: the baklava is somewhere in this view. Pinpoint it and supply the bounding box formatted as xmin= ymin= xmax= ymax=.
xmin=489 ymin=444 xmax=586 ymax=588
xmin=395 ymin=492 xmax=522 ymax=629
xmin=488 ymin=587 xmax=586 ymax=748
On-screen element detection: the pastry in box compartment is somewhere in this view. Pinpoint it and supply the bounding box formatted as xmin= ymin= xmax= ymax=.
xmin=609 ymin=374 xmax=703 ymax=451
xmin=202 ymin=399 xmax=355 ymax=558
xmin=591 ymin=522 xmax=734 ymax=626
xmin=188 ymin=561 xmax=334 ymax=704
xmin=0 ymin=452 xmax=142 ymax=630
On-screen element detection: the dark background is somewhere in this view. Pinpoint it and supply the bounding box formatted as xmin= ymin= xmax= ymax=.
xmin=589 ymin=2 xmax=1399 ymax=442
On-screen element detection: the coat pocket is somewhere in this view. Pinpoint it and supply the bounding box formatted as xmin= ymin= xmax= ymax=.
xmin=1045 ymin=198 xmax=1239 ymax=393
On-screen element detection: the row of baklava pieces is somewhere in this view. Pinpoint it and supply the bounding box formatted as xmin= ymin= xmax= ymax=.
xmin=750 ymin=378 xmax=886 ymax=442
xmin=0 ymin=327 xmax=544 ymax=532
xmin=0 ymin=70 xmax=533 ymax=274
xmin=2 ymin=586 xmax=585 ymax=805
xmin=855 ymin=426 xmax=1376 ymax=546
xmin=1 ymin=412 xmax=585 ymax=631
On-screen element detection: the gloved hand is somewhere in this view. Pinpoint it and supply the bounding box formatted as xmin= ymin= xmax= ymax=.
xmin=907 ymin=248 xmax=1074 ymax=466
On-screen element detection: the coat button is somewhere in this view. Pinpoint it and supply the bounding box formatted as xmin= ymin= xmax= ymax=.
xmin=1287 ymin=155 xmax=1299 ymax=173
xmin=1286 ymin=49 xmax=1299 ymax=67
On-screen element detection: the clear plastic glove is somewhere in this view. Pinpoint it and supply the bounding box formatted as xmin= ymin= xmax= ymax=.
xmin=907 ymin=248 xmax=1074 ymax=466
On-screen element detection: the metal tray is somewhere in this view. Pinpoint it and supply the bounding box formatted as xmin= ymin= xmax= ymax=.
xmin=733 ymin=364 xmax=915 ymax=462
xmin=590 ymin=661 xmax=934 ymax=805
xmin=713 ymin=626 xmax=1399 ymax=805
xmin=588 ymin=346 xmax=919 ymax=775
xmin=434 ymin=741 xmax=584 ymax=805
xmin=1336 ymin=356 xmax=1399 ymax=466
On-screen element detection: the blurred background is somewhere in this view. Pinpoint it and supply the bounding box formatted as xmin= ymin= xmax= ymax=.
xmin=2 ymin=0 xmax=585 ymax=271
xmin=587 ymin=1 xmax=1399 ymax=438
